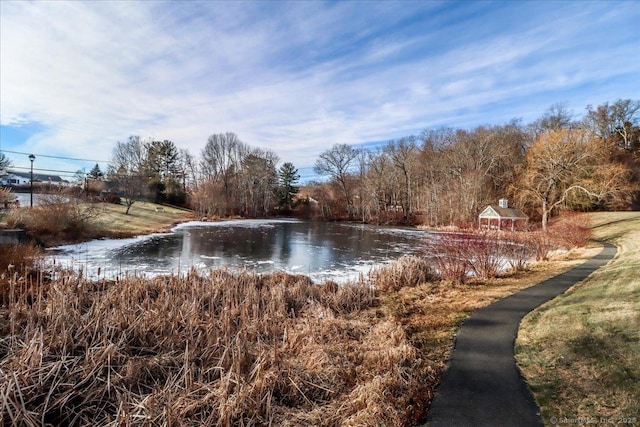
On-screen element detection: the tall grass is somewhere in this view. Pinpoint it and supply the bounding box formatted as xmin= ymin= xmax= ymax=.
xmin=0 ymin=243 xmax=43 ymax=307
xmin=370 ymin=256 xmax=437 ymax=292
xmin=0 ymin=266 xmax=423 ymax=426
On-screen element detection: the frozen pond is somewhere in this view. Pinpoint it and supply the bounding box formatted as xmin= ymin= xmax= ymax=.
xmin=48 ymin=219 xmax=433 ymax=283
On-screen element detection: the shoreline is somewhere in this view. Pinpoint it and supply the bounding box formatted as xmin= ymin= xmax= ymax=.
xmin=4 ymin=208 xmax=628 ymax=425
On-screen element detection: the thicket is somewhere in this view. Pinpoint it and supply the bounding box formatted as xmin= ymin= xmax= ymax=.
xmin=3 ymin=193 xmax=103 ymax=245
xmin=420 ymin=220 xmax=591 ymax=285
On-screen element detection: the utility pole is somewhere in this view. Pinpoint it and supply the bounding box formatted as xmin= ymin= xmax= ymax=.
xmin=29 ymin=154 xmax=35 ymax=207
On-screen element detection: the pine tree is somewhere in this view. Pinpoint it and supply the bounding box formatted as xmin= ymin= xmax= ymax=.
xmin=277 ymin=162 xmax=300 ymax=209
xmin=88 ymin=163 xmax=103 ymax=179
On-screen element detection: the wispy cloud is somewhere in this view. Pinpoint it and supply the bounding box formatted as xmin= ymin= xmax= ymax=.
xmin=1 ymin=1 xmax=638 ymax=175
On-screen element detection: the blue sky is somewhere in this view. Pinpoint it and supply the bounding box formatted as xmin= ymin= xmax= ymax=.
xmin=1 ymin=0 xmax=639 ymax=183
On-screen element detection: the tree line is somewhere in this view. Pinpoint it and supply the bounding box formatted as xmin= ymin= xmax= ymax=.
xmin=106 ymin=133 xmax=300 ymax=218
xmin=105 ymin=99 xmax=639 ymax=228
xmin=307 ymin=99 xmax=639 ymax=229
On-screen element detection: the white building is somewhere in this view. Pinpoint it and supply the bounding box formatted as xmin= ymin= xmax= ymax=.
xmin=1 ymin=171 xmax=69 ymax=187
xmin=478 ymin=199 xmax=529 ymax=231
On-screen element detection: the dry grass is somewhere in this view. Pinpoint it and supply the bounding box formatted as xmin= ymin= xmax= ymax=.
xmin=0 ymin=244 xmax=43 ymax=307
xmin=90 ymin=201 xmax=194 ymax=236
xmin=517 ymin=212 xmax=640 ymax=425
xmin=3 ymin=198 xmax=194 ymax=246
xmin=369 ymin=256 xmax=437 ymax=292
xmin=0 ymin=266 xmax=429 ymax=426
xmin=0 ymin=216 xmax=605 ymax=426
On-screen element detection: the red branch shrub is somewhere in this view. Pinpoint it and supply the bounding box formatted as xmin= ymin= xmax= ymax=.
xmin=549 ymin=212 xmax=593 ymax=248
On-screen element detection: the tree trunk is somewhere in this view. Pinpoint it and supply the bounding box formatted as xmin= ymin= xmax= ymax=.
xmin=541 ymin=200 xmax=549 ymax=232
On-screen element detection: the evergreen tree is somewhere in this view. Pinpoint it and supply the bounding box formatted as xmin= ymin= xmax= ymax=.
xmin=88 ymin=163 xmax=104 ymax=179
xmin=277 ymin=162 xmax=300 ymax=209
xmin=0 ymin=152 xmax=11 ymax=172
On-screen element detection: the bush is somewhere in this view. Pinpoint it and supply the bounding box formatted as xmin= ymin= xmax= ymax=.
xmin=549 ymin=212 xmax=593 ymax=248
xmin=527 ymin=231 xmax=556 ymax=261
xmin=5 ymin=195 xmax=101 ymax=239
xmin=425 ymin=230 xmax=541 ymax=283
xmin=101 ymin=192 xmax=121 ymax=204
xmin=426 ymin=232 xmax=473 ymax=284
xmin=501 ymin=233 xmax=533 ymax=271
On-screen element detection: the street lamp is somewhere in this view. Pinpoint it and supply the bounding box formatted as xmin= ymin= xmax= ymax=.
xmin=28 ymin=154 xmax=35 ymax=207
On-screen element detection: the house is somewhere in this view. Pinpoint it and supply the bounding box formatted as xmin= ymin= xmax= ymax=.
xmin=1 ymin=172 xmax=30 ymax=186
xmin=1 ymin=171 xmax=69 ymax=187
xmin=478 ymin=199 xmax=528 ymax=231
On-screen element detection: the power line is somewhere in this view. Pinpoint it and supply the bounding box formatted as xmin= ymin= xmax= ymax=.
xmin=0 ymin=149 xmax=109 ymax=164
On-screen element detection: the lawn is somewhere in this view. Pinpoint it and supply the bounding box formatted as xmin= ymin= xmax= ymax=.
xmin=90 ymin=200 xmax=195 ymax=235
xmin=516 ymin=212 xmax=640 ymax=425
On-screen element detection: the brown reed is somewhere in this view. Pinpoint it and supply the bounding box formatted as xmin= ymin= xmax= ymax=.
xmin=0 ymin=263 xmax=426 ymax=426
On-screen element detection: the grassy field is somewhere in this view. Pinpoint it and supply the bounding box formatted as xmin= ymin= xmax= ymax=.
xmin=517 ymin=212 xmax=640 ymax=425
xmin=1 ymin=198 xmax=195 ymax=246
xmin=90 ymin=201 xmax=195 ymax=235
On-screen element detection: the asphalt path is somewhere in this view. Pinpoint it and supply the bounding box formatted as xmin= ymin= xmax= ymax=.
xmin=425 ymin=242 xmax=617 ymax=427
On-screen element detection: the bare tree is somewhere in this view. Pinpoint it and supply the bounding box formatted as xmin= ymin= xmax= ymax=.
xmin=515 ymin=128 xmax=634 ymax=230
xmin=530 ymin=101 xmax=575 ymax=137
xmin=1 ymin=152 xmax=12 ymax=173
xmin=314 ymin=144 xmax=359 ymax=218
xmin=109 ymin=136 xmax=148 ymax=214
xmin=238 ymin=148 xmax=279 ymax=217
xmin=585 ymin=99 xmax=640 ymax=149
xmin=179 ymin=148 xmax=199 ymax=192
xmin=385 ymin=136 xmax=419 ymax=218
xmin=201 ymin=132 xmax=247 ymax=215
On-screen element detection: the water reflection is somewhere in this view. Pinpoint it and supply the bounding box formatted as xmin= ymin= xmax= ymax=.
xmin=50 ymin=219 xmax=431 ymax=283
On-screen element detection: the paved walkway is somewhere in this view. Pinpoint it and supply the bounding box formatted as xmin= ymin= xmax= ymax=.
xmin=425 ymin=242 xmax=617 ymax=427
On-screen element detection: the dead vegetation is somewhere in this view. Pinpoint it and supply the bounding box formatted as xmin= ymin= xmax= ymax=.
xmin=0 ymin=264 xmax=430 ymax=426
xmin=0 ymin=218 xmax=597 ymax=426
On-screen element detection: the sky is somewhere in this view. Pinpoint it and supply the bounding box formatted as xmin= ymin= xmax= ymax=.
xmin=1 ymin=0 xmax=639 ymax=183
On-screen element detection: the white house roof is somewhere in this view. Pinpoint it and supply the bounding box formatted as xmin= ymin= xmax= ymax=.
xmin=479 ymin=205 xmax=528 ymax=219
xmin=6 ymin=170 xmax=65 ymax=183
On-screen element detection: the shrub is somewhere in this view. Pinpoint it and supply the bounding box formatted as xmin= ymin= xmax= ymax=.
xmin=5 ymin=194 xmax=101 ymax=240
xmin=101 ymin=192 xmax=121 ymax=204
xmin=425 ymin=230 xmax=538 ymax=283
xmin=527 ymin=231 xmax=556 ymax=261
xmin=426 ymin=232 xmax=473 ymax=284
xmin=501 ymin=233 xmax=533 ymax=271
xmin=549 ymin=212 xmax=593 ymax=248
